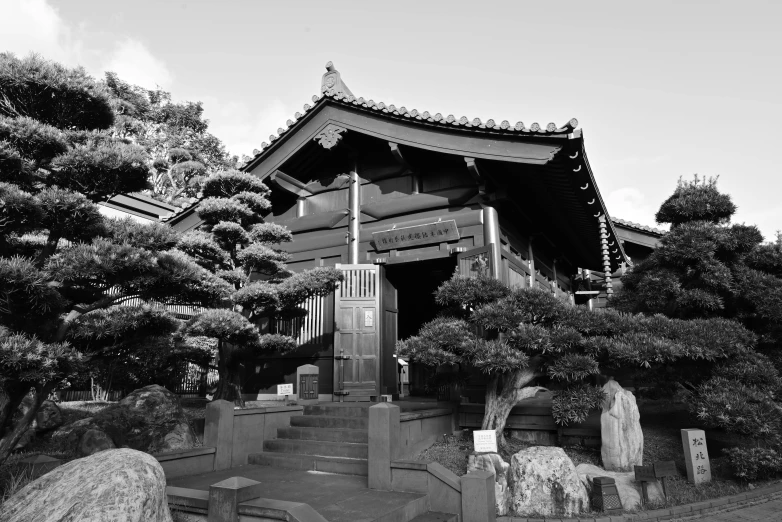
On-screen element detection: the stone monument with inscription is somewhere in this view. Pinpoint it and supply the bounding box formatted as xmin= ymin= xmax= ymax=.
xmin=681 ymin=428 xmax=711 ymax=484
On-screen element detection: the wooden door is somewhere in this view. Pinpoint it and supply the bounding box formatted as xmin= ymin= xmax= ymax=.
xmin=333 ymin=264 xmax=381 ymax=401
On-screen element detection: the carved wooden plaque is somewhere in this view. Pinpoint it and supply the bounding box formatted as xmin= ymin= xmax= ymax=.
xmin=373 ymin=220 xmax=459 ymax=251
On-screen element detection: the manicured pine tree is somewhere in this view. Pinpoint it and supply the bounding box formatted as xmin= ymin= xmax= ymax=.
xmin=0 ymin=53 xmax=230 ymax=465
xmin=611 ymin=175 xmax=782 ymax=445
xmin=398 ymin=259 xmax=772 ymax=447
xmin=180 ymin=170 xmax=342 ymax=404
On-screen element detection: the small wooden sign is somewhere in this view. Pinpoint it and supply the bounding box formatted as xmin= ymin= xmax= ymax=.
xmin=277 ymin=383 xmax=293 ymax=396
xmin=634 ymin=465 xmax=656 ymax=482
xmin=654 ymin=460 xmax=677 ymax=478
xmin=472 ymin=430 xmax=498 ymax=453
xmin=373 ymin=220 xmax=460 ymax=251
xmin=681 ymin=428 xmax=711 ymax=484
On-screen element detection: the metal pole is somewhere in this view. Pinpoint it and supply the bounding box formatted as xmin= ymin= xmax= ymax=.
xmin=482 ymin=206 xmax=502 ymax=279
xmin=349 ymin=161 xmax=360 ymax=264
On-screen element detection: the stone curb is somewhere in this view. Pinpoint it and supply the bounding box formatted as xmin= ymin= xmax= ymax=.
xmin=497 ymin=480 xmax=782 ymax=522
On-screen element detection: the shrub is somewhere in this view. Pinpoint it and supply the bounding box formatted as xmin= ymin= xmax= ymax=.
xmin=724 ymin=447 xmax=782 ymax=481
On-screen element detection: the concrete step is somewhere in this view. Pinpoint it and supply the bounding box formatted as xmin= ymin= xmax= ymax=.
xmin=304 ymin=404 xmax=369 ymax=417
xmin=263 ymin=438 xmax=368 ymax=459
xmin=277 ymin=426 xmax=368 ymax=443
xmin=290 ymin=414 xmax=368 ymax=430
xmin=248 ymin=452 xmax=368 ymax=476
xmin=408 ymin=512 xmax=458 ymax=522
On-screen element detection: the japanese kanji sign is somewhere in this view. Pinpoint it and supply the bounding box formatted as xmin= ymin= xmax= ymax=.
xmin=681 ymin=428 xmax=711 ymax=484
xmin=373 ymin=220 xmax=460 ymax=251
xmin=473 ymin=430 xmax=498 ymax=453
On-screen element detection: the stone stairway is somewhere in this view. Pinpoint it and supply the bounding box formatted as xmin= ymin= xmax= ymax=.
xmin=248 ymin=403 xmax=370 ymax=476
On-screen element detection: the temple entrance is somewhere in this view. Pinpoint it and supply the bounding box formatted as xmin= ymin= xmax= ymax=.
xmin=386 ymin=257 xmax=456 ymax=397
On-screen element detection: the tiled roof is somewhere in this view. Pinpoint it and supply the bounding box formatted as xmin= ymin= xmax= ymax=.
xmin=245 ymin=62 xmax=580 ymax=160
xmin=611 ymin=217 xmax=666 ymax=237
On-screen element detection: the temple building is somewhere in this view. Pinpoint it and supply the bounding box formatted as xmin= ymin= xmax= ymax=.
xmin=169 ymin=62 xmax=652 ymax=402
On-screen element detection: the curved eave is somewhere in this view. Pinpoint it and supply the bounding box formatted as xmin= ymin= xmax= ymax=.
xmin=242 ymin=90 xmax=578 ymax=174
xmin=565 ymin=130 xmax=631 ymax=271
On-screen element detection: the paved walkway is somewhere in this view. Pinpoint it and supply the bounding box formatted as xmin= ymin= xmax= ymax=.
xmin=677 ymin=497 xmax=782 ymax=521
xmin=168 ymin=465 xmax=424 ymax=522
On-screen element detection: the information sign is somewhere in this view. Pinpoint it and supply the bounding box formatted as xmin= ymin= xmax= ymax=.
xmin=277 ymin=383 xmax=293 ymax=396
xmin=681 ymin=429 xmax=711 ymax=484
xmin=472 ymin=430 xmax=498 ymax=453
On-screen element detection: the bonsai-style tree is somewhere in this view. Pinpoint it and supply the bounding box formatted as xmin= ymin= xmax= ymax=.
xmin=611 ymin=175 xmax=782 ymax=447
xmin=180 ymin=170 xmax=342 ymax=403
xmin=398 ymin=260 xmax=770 ymax=446
xmin=0 ymin=53 xmax=230 ymax=465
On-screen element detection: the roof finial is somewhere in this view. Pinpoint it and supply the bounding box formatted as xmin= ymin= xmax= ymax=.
xmin=320 ymin=61 xmax=354 ymax=97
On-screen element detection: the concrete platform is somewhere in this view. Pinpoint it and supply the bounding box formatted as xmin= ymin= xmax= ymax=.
xmin=167 ymin=465 xmax=427 ymax=522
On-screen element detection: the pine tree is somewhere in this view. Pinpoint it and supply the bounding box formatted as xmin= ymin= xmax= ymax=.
xmin=0 ymin=53 xmax=229 ymax=465
xmin=398 ymin=260 xmax=770 ymax=447
xmin=180 ymin=170 xmax=343 ymax=404
xmin=611 ymin=176 xmax=782 ymax=445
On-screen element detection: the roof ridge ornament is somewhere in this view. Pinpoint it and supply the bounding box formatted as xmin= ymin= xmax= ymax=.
xmin=321 ymin=61 xmax=354 ymax=98
xmin=314 ymin=123 xmax=347 ymax=150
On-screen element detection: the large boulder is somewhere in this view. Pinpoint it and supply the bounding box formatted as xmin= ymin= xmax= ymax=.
xmin=35 ymin=400 xmax=63 ymax=432
xmin=600 ymin=380 xmax=643 ymax=471
xmin=467 ymin=452 xmax=511 ymax=516
xmin=508 ymin=446 xmax=589 ymax=517
xmin=52 ymin=385 xmax=195 ymax=455
xmin=79 ymin=428 xmax=116 ymax=456
xmin=0 ymin=448 xmax=172 ymax=522
xmin=576 ymin=463 xmax=664 ymax=510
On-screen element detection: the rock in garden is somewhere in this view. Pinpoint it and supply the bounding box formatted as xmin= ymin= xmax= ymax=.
xmin=576 ymin=463 xmax=663 ymax=509
xmin=13 ymin=429 xmax=36 ymax=451
xmin=79 ymin=428 xmax=116 ymax=456
xmin=468 ymin=452 xmax=511 ymax=515
xmin=35 ymin=400 xmax=63 ymax=432
xmin=508 ymin=446 xmax=589 ymax=517
xmin=600 ymin=380 xmax=643 ymax=471
xmin=0 ymin=448 xmax=173 ymax=522
xmin=52 ymin=384 xmax=195 ymax=454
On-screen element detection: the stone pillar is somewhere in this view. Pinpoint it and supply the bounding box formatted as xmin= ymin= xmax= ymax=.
xmin=368 ymin=403 xmax=400 ymax=490
xmin=482 ymin=206 xmax=502 ymax=280
xmin=461 ymin=470 xmax=496 ymax=522
xmin=208 ymin=476 xmax=263 ymax=522
xmin=205 ymin=400 xmax=234 ymax=471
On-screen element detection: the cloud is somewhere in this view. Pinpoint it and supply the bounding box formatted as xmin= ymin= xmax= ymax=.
xmin=0 ymin=0 xmax=172 ymax=88
xmin=102 ymin=39 xmax=173 ymax=89
xmin=202 ymin=98 xmax=299 ymax=158
xmin=605 ymin=187 xmax=663 ymax=230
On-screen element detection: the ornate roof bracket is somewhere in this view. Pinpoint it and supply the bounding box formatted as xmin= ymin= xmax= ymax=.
xmin=464 ymin=157 xmax=487 ymax=196
xmin=313 ymin=124 xmax=347 ymax=150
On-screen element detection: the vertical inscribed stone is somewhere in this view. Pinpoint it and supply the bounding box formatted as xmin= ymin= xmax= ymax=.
xmin=681 ymin=428 xmax=711 ymax=484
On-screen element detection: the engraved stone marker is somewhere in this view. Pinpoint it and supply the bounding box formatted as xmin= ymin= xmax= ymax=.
xmin=681 ymin=428 xmax=711 ymax=484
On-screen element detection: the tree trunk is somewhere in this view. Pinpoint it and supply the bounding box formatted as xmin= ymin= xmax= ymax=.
xmin=212 ymin=341 xmax=245 ymax=407
xmin=0 ymin=383 xmax=54 ymax=466
xmin=481 ymin=365 xmax=546 ymax=448
xmin=35 ymin=232 xmax=60 ymax=267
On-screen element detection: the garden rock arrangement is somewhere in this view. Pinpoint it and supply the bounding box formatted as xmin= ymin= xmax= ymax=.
xmin=13 ymin=398 xmax=63 ymax=451
xmin=0 ymin=448 xmax=173 ymax=522
xmin=576 ymin=462 xmax=664 ymax=509
xmin=52 ymin=384 xmax=195 ymax=456
xmin=507 ymin=446 xmax=589 ymax=517
xmin=600 ymin=379 xmax=643 ymax=471
xmin=468 ymin=452 xmax=511 ymax=515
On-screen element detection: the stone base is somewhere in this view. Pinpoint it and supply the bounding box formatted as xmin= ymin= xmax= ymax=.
xmin=509 ymin=429 xmax=557 ymax=446
xmin=295 ymin=398 xmax=319 ymax=405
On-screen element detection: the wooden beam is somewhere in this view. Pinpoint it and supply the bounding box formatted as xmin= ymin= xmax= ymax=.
xmin=464 ymin=157 xmax=486 ymax=196
xmin=270 ymin=170 xmax=313 ymax=198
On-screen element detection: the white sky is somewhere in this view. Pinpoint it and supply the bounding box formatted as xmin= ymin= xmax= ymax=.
xmin=2 ymin=0 xmax=780 ymax=239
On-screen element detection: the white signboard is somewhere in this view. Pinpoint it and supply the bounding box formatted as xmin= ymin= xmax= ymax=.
xmin=364 ymin=309 xmax=374 ymax=327
xmin=681 ymin=428 xmax=711 ymax=484
xmin=277 ymin=383 xmax=293 ymax=396
xmin=473 ymin=430 xmax=498 ymax=453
